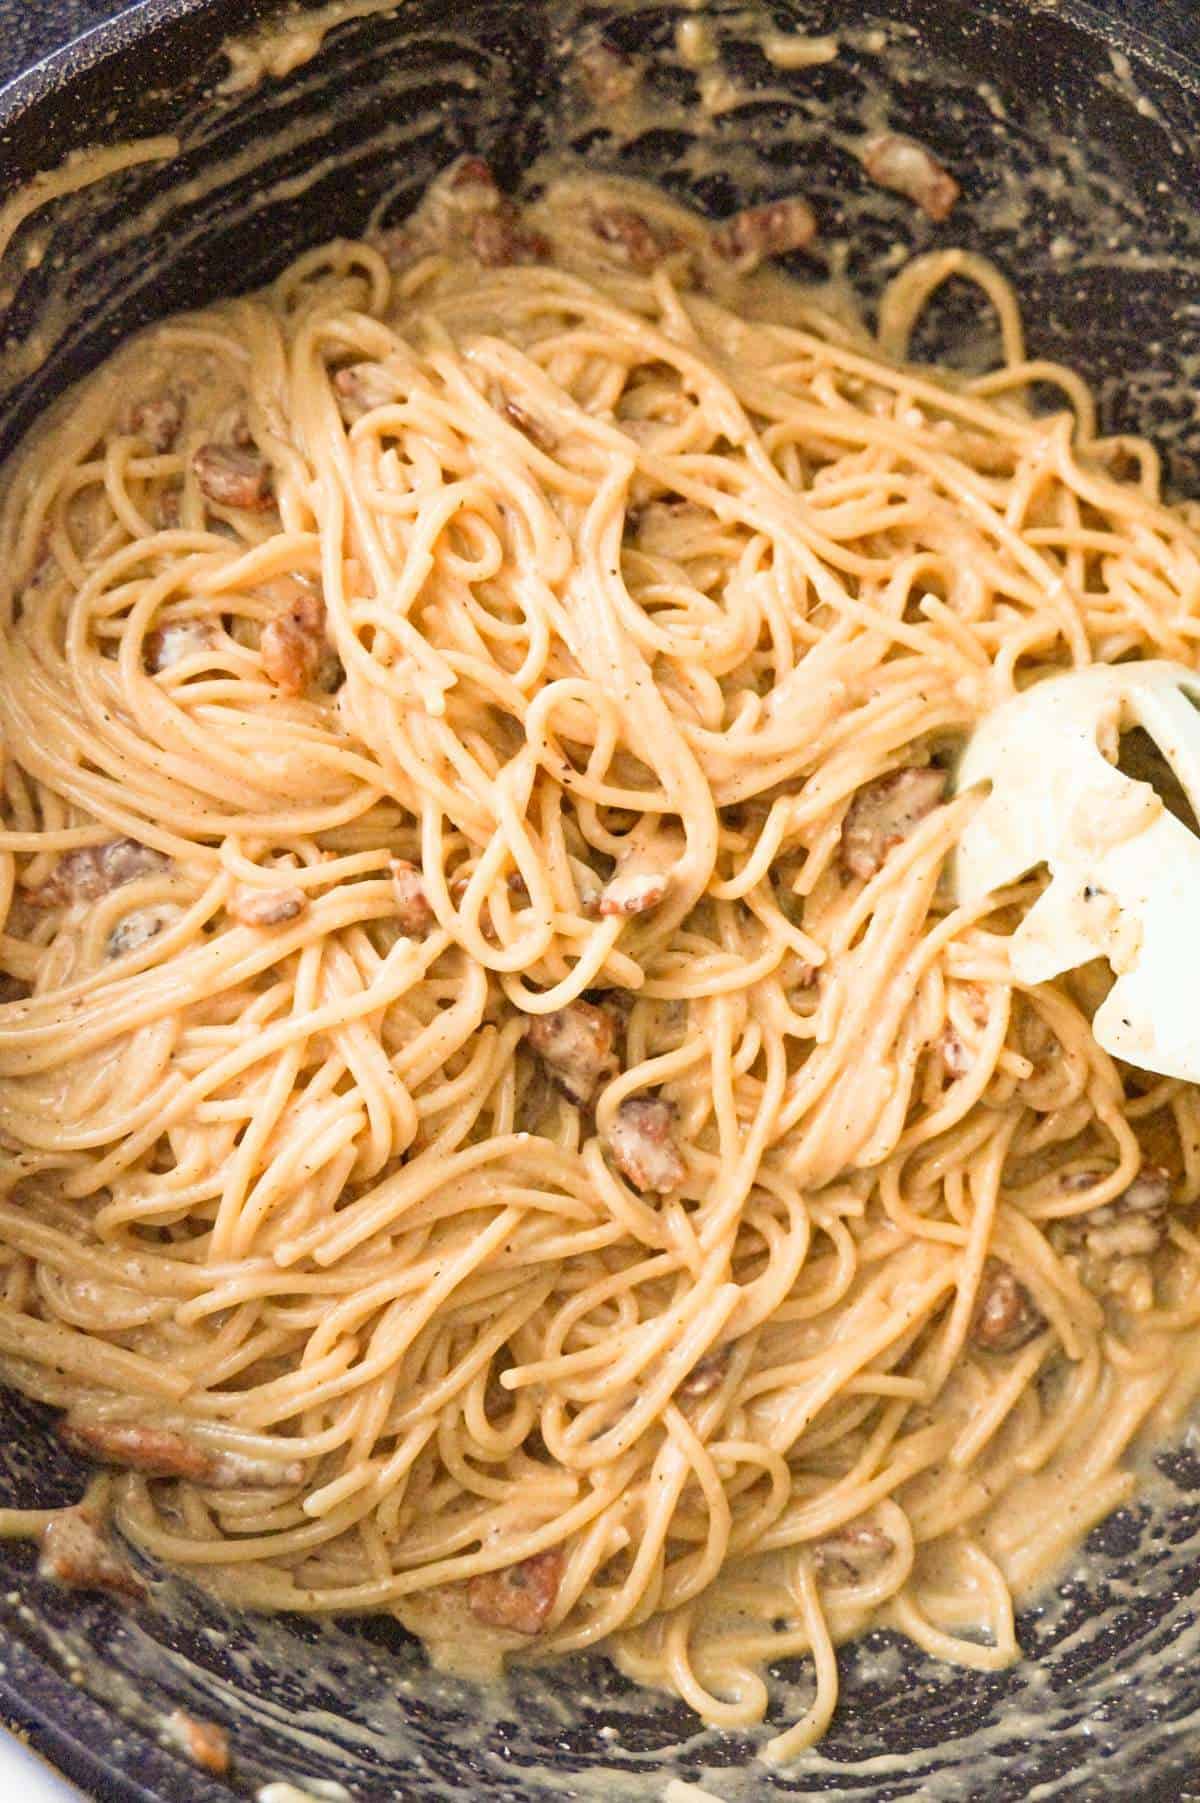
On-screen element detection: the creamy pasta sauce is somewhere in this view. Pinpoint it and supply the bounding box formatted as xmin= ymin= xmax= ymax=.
xmin=2 ymin=142 xmax=1200 ymax=1767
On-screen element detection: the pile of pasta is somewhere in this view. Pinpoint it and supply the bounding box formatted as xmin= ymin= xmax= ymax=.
xmin=3 ymin=160 xmax=1200 ymax=1757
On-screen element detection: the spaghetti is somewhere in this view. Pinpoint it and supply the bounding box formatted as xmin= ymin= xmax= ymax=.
xmin=3 ymin=161 xmax=1200 ymax=1759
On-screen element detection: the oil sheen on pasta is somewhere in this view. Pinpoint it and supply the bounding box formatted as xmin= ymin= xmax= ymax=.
xmin=2 ymin=160 xmax=1200 ymax=1765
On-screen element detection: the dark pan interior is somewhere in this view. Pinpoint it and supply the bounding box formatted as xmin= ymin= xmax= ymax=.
xmin=2 ymin=2 xmax=1200 ymax=1798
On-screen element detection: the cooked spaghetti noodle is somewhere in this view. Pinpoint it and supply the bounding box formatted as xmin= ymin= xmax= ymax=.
xmin=3 ymin=162 xmax=1200 ymax=1760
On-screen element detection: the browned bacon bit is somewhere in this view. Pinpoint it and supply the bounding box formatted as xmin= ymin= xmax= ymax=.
xmin=193 ymin=442 xmax=274 ymax=512
xmin=38 ymin=1505 xmax=145 ymax=1600
xmin=129 ymin=395 xmax=183 ymax=453
xmin=30 ymin=838 xmax=165 ymax=908
xmin=812 ymin=1522 xmax=894 ymax=1584
xmin=228 ymin=884 xmax=308 ymax=928
xmin=839 ymin=767 xmax=947 ymax=881
xmin=503 ymin=399 xmax=557 ymax=453
xmin=260 ymin=586 xmax=326 ymax=695
xmin=971 ymin=1259 xmax=1044 ymax=1354
xmin=60 ymin=1416 xmax=304 ymax=1489
xmin=606 ymin=1095 xmax=685 ymax=1193
xmin=388 ymin=158 xmax=551 ymax=269
xmin=679 ymin=1347 xmax=730 ymax=1398
xmin=61 ymin=1417 xmax=218 ymax=1481
xmin=711 ymin=197 xmax=818 ymax=273
xmin=449 ymin=154 xmax=498 ymax=192
xmin=527 ymin=1001 xmax=618 ymax=1106
xmin=0 ymin=974 xmax=31 ymax=1004
xmin=164 ymin=1710 xmax=230 ymax=1776
xmin=575 ymin=40 xmax=641 ymax=107
xmin=599 ymin=823 xmax=681 ymax=918
xmin=468 ymin=1548 xmax=563 ymax=1636
xmin=599 ymin=861 xmax=671 ymax=918
xmin=589 ymin=206 xmax=673 ymax=272
xmin=143 ymin=619 xmax=215 ymax=673
xmin=469 ymin=210 xmax=550 ymax=268
xmin=1058 ymin=1164 xmax=1172 ymax=1261
xmin=390 ymin=859 xmax=435 ymax=937
xmin=334 ymin=361 xmax=396 ymax=422
xmin=861 ymin=133 xmax=961 ymax=223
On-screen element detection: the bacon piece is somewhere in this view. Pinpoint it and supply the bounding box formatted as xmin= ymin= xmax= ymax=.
xmin=29 ymin=838 xmax=166 ymax=909
xmin=228 ymin=884 xmax=308 ymax=927
xmin=598 ymin=821 xmax=681 ymax=918
xmin=61 ymin=1418 xmax=217 ymax=1480
xmin=526 ymin=1001 xmax=618 ymax=1106
xmin=861 ymin=133 xmax=961 ymax=223
xmin=38 ymin=1504 xmax=144 ymax=1600
xmin=599 ymin=871 xmax=669 ymax=918
xmin=711 ymin=197 xmax=817 ymax=273
xmin=679 ymin=1347 xmax=730 ymax=1398
xmin=60 ymin=1416 xmax=304 ymax=1489
xmin=334 ymin=361 xmax=397 ymax=422
xmin=468 ymin=1548 xmax=563 ymax=1635
xmin=260 ymin=586 xmax=326 ymax=695
xmin=448 ymin=154 xmax=497 ymax=193
xmin=606 ymin=1095 xmax=685 ymax=1192
xmin=812 ymin=1521 xmax=894 ymax=1584
xmin=129 ymin=395 xmax=183 ymax=453
xmin=1054 ymin=1163 xmax=1172 ymax=1311
xmin=390 ymin=859 xmax=435 ymax=937
xmin=164 ymin=1711 xmax=230 ymax=1776
xmin=589 ymin=206 xmax=676 ymax=272
xmin=971 ymin=1259 xmax=1044 ymax=1353
xmin=603 ymin=855 xmax=670 ymax=916
xmin=143 ymin=619 xmax=215 ymax=672
xmin=503 ymin=399 xmax=557 ymax=453
xmin=1057 ymin=1164 xmax=1172 ymax=1261
xmin=193 ymin=443 xmax=274 ymax=511
xmin=839 ymin=767 xmax=946 ymax=880
xmin=412 ymin=157 xmax=549 ymax=267
xmin=469 ymin=211 xmax=550 ymax=268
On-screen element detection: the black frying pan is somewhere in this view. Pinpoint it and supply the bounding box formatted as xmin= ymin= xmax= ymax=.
xmin=2 ymin=3 xmax=1200 ymax=1798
